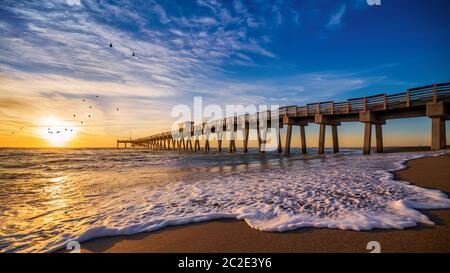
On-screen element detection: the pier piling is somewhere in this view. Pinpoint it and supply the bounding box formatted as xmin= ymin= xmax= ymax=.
xmin=300 ymin=125 xmax=307 ymax=154
xmin=118 ymin=83 xmax=449 ymax=155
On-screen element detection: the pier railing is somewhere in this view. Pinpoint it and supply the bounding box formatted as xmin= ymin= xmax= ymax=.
xmin=118 ymin=82 xmax=449 ymax=153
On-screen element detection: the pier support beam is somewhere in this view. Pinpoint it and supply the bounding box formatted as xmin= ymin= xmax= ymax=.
xmin=205 ymin=137 xmax=210 ymax=151
xmin=318 ymin=124 xmax=326 ymax=155
xmin=427 ymin=102 xmax=447 ymax=150
xmin=282 ymin=116 xmax=309 ymax=154
xmin=229 ymin=132 xmax=236 ymax=153
xmin=363 ymin=123 xmax=372 ymax=155
xmin=431 ymin=117 xmax=446 ymax=150
xmin=285 ymin=125 xmax=292 ymax=154
xmin=277 ymin=126 xmax=282 ymax=153
xmin=258 ymin=127 xmax=268 ymax=154
xmin=257 ymin=125 xmax=262 ymax=152
xmin=194 ymin=138 xmax=200 ymax=151
xmin=300 ymin=125 xmax=307 ymax=154
xmin=375 ymin=124 xmax=383 ymax=153
xmin=331 ymin=125 xmax=339 ymax=154
xmin=360 ymin=111 xmax=385 ymax=155
xmin=243 ymin=125 xmax=249 ymax=153
xmin=217 ymin=131 xmax=223 ymax=152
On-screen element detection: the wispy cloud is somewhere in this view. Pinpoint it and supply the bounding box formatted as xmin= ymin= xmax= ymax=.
xmin=192 ymin=16 xmax=217 ymax=26
xmin=154 ymin=3 xmax=170 ymax=24
xmin=66 ymin=0 xmax=81 ymax=6
xmin=326 ymin=5 xmax=347 ymax=29
xmin=0 ymin=0 xmax=401 ymax=145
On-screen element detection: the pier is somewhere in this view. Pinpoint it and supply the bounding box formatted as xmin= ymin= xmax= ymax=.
xmin=117 ymin=83 xmax=449 ymax=154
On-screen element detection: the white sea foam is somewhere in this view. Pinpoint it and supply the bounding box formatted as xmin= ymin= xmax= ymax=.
xmin=0 ymin=149 xmax=449 ymax=252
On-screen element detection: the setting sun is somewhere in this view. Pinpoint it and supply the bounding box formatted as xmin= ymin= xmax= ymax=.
xmin=36 ymin=117 xmax=77 ymax=147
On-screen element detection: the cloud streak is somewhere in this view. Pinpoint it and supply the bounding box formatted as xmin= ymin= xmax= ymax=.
xmin=326 ymin=5 xmax=347 ymax=29
xmin=0 ymin=0 xmax=401 ymax=146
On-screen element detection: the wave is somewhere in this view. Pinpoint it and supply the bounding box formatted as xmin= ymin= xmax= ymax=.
xmin=0 ymin=150 xmax=449 ymax=252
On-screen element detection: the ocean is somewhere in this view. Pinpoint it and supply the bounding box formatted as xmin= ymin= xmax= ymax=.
xmin=0 ymin=148 xmax=449 ymax=252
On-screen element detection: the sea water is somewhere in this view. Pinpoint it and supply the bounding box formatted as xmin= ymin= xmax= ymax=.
xmin=0 ymin=148 xmax=449 ymax=252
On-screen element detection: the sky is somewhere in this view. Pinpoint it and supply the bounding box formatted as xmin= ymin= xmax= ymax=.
xmin=0 ymin=0 xmax=449 ymax=148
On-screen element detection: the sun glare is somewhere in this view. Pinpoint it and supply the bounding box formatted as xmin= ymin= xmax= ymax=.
xmin=36 ymin=117 xmax=78 ymax=147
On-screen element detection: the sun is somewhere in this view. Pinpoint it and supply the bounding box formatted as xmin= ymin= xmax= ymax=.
xmin=36 ymin=117 xmax=78 ymax=147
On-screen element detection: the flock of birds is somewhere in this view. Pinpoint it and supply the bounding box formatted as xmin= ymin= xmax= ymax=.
xmin=10 ymin=43 xmax=131 ymax=136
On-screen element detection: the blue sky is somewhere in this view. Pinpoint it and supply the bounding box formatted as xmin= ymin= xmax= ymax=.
xmin=0 ymin=0 xmax=449 ymax=146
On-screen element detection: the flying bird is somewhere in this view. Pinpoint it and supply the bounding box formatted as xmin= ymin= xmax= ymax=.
xmin=132 ymin=52 xmax=135 ymax=57
xmin=109 ymin=43 xmax=113 ymax=47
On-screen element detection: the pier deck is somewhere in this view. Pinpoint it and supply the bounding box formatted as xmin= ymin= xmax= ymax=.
xmin=117 ymin=83 xmax=450 ymax=154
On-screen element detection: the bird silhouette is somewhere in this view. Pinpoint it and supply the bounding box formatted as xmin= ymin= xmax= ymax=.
xmin=89 ymin=106 xmax=92 ymax=108
xmin=82 ymin=99 xmax=85 ymax=102
xmin=88 ymin=115 xmax=91 ymax=117
xmin=116 ymin=108 xmax=119 ymax=111
xmin=132 ymin=52 xmax=135 ymax=56
xmin=81 ymin=121 xmax=83 ymax=124
xmin=73 ymin=115 xmax=76 ymax=117
xmin=109 ymin=43 xmax=113 ymax=47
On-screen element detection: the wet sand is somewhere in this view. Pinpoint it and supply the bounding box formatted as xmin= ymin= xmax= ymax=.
xmin=75 ymin=153 xmax=450 ymax=253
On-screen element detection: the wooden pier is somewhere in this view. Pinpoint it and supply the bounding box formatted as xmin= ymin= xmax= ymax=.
xmin=117 ymin=83 xmax=450 ymax=154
